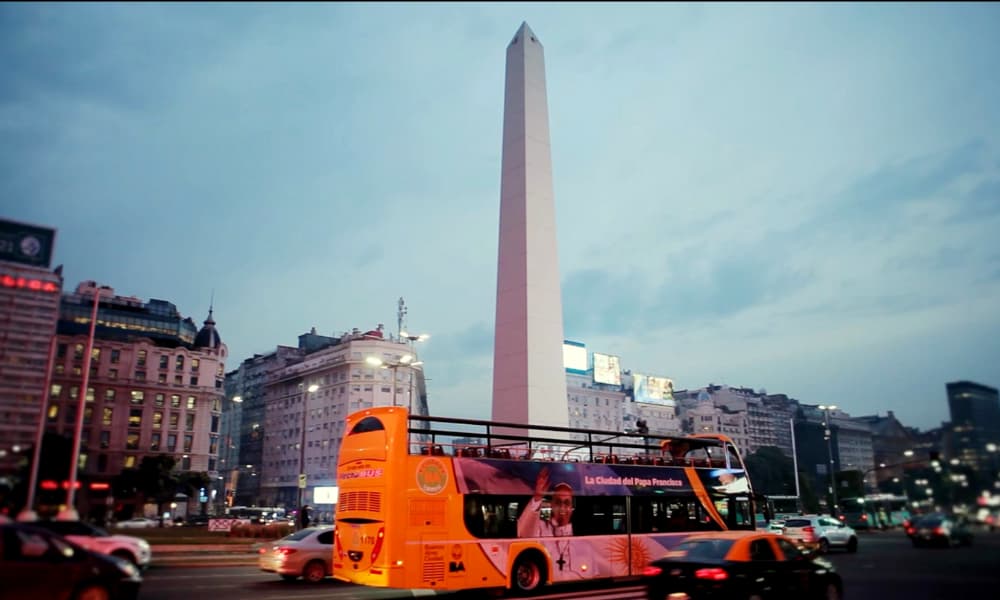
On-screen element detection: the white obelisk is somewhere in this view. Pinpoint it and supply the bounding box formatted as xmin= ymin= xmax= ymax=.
xmin=491 ymin=22 xmax=568 ymax=431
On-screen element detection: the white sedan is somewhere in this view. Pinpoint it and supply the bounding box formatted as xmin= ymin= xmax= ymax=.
xmin=115 ymin=517 xmax=160 ymax=529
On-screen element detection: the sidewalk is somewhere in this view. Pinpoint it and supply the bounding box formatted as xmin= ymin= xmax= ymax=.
xmin=150 ymin=542 xmax=272 ymax=568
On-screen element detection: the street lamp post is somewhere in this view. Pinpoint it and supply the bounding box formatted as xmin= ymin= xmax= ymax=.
xmin=59 ymin=284 xmax=112 ymax=521
xmin=818 ymin=404 xmax=839 ymax=517
xmin=297 ymin=382 xmax=318 ymax=524
xmin=399 ymin=331 xmax=429 ymax=412
xmin=366 ymin=355 xmax=423 ymax=407
xmin=17 ymin=335 xmax=58 ymax=522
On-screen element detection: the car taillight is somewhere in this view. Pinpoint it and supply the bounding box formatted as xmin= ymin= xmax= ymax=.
xmin=802 ymin=526 xmax=815 ymax=533
xmin=861 ymin=515 xmax=868 ymax=521
xmin=370 ymin=527 xmax=385 ymax=563
xmin=906 ymin=527 xmax=915 ymax=535
xmin=695 ymin=568 xmax=728 ymax=581
xmin=934 ymin=526 xmax=945 ymax=535
xmin=642 ymin=565 xmax=663 ymax=576
xmin=277 ymin=547 xmax=297 ymax=556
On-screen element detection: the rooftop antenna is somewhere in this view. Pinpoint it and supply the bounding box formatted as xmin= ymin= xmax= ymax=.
xmin=397 ymin=297 xmax=408 ymax=341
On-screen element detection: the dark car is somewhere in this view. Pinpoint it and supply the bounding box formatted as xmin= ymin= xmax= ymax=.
xmin=0 ymin=521 xmax=142 ymax=600
xmin=643 ymin=531 xmax=843 ymax=600
xmin=906 ymin=513 xmax=974 ymax=547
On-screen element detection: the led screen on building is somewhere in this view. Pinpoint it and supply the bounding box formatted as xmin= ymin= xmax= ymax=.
xmin=593 ymin=352 xmax=621 ymax=386
xmin=563 ymin=340 xmax=587 ymax=373
xmin=0 ymin=218 xmax=56 ymax=269
xmin=633 ymin=373 xmax=676 ymax=407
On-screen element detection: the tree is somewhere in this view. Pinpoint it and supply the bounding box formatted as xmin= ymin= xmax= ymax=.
xmin=744 ymin=446 xmax=797 ymax=496
xmin=112 ymin=455 xmax=177 ymax=518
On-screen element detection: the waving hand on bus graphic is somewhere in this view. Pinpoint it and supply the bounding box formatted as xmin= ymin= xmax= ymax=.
xmin=518 ymin=467 xmax=574 ymax=538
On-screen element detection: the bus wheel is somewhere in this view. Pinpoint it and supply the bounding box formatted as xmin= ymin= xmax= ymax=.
xmin=512 ymin=554 xmax=545 ymax=594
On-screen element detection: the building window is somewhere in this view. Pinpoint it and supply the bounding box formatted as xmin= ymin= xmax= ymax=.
xmin=63 ymin=405 xmax=75 ymax=425
xmin=212 ymin=398 xmax=220 ymax=412
xmin=175 ymin=375 xmax=183 ymax=385
xmin=105 ymin=389 xmax=115 ymax=402
xmin=183 ymin=435 xmax=193 ymax=453
xmin=130 ymin=391 xmax=144 ymax=405
xmin=102 ymin=407 xmax=113 ymax=426
xmin=83 ymin=406 xmax=93 ymax=425
xmin=70 ymin=386 xmax=78 ymax=400
xmin=176 ymin=355 xmax=184 ymax=371
xmin=189 ymin=376 xmax=199 ymax=386
xmin=126 ymin=433 xmax=139 ymax=450
xmin=47 ymin=403 xmax=58 ymax=421
xmin=135 ymin=371 xmax=146 ymax=382
xmin=158 ymin=373 xmax=167 ymax=384
xmin=171 ymin=395 xmax=181 ymax=408
xmin=74 ymin=344 xmax=84 ymax=359
xmin=187 ymin=396 xmax=196 ymax=409
xmin=100 ymin=431 xmax=110 ymax=449
xmin=185 ymin=413 xmax=195 ymax=431
xmin=110 ymin=349 xmax=120 ymax=364
xmin=86 ymin=387 xmax=95 ymax=403
xmin=155 ymin=393 xmax=164 ymax=407
xmin=57 ymin=344 xmax=67 ymax=358
xmin=209 ymin=436 xmax=218 ymax=454
xmin=167 ymin=434 xmax=177 ymax=451
xmin=150 ymin=433 xmax=161 ymax=451
xmin=108 ymin=368 xmax=117 ymax=380
xmin=137 ymin=350 xmax=146 ymax=367
xmin=170 ymin=412 xmax=179 ymax=429
xmin=211 ymin=415 xmax=219 ymax=433
xmin=153 ymin=411 xmax=162 ymax=429
xmin=97 ymin=454 xmax=108 ymax=472
xmin=191 ymin=358 xmax=199 ymax=372
xmin=128 ymin=409 xmax=142 ymax=428
xmin=159 ymin=355 xmax=169 ymax=369
xmin=55 ymin=364 xmax=64 ymax=375
xmin=91 ymin=348 xmax=101 ymax=362
xmin=124 ymin=455 xmax=136 ymax=469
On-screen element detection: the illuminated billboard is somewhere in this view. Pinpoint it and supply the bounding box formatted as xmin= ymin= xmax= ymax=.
xmin=633 ymin=373 xmax=676 ymax=407
xmin=593 ymin=352 xmax=621 ymax=386
xmin=563 ymin=340 xmax=587 ymax=373
xmin=0 ymin=218 xmax=56 ymax=269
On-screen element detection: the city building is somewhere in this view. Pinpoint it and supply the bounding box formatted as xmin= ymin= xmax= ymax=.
xmin=946 ymin=380 xmax=1000 ymax=485
xmin=0 ymin=218 xmax=61 ymax=477
xmin=45 ymin=281 xmax=227 ymax=515
xmin=226 ymin=325 xmax=428 ymax=509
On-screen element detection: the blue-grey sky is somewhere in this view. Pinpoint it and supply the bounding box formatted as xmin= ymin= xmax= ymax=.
xmin=3 ymin=3 xmax=999 ymax=431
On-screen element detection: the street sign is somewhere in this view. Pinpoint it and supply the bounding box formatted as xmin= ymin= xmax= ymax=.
xmin=298 ymin=473 xmax=307 ymax=489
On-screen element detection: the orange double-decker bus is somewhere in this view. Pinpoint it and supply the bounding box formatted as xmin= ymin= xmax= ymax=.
xmin=333 ymin=406 xmax=760 ymax=594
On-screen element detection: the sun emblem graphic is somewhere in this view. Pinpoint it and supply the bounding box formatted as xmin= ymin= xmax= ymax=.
xmin=608 ymin=537 xmax=653 ymax=575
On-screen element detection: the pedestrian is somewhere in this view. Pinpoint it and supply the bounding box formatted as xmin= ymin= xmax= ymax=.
xmin=298 ymin=505 xmax=311 ymax=529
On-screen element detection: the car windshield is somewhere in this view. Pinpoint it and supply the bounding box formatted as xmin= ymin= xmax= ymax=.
xmin=783 ymin=519 xmax=812 ymax=528
xmin=36 ymin=520 xmax=110 ymax=538
xmin=280 ymin=528 xmax=318 ymax=542
xmin=916 ymin=516 xmax=946 ymax=526
xmin=674 ymin=538 xmax=735 ymax=560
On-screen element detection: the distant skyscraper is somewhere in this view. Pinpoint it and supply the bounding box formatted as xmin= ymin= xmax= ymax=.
xmin=491 ymin=22 xmax=568 ymax=429
xmin=946 ymin=380 xmax=1000 ymax=479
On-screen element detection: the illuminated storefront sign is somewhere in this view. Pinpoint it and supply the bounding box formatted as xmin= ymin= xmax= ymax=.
xmin=0 ymin=274 xmax=59 ymax=293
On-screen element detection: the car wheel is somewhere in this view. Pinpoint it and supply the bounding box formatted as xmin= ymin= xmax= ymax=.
xmin=847 ymin=537 xmax=858 ymax=553
xmin=818 ymin=539 xmax=830 ymax=554
xmin=111 ymin=550 xmax=137 ymax=567
xmin=303 ymin=560 xmax=326 ymax=583
xmin=512 ymin=553 xmax=545 ymax=594
xmin=73 ymin=585 xmax=111 ymax=600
